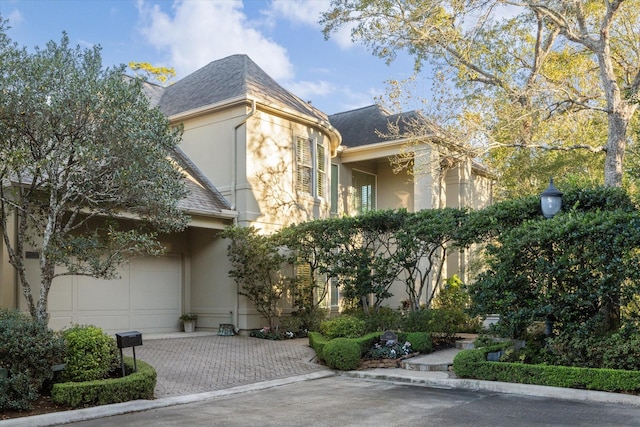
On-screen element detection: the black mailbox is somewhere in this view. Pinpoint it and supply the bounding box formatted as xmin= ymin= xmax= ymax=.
xmin=115 ymin=331 xmax=142 ymax=376
xmin=116 ymin=331 xmax=142 ymax=348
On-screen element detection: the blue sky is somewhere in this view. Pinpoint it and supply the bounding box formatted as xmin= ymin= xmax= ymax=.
xmin=0 ymin=0 xmax=419 ymax=115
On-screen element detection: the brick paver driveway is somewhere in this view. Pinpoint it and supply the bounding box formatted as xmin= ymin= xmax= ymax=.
xmin=121 ymin=333 xmax=327 ymax=398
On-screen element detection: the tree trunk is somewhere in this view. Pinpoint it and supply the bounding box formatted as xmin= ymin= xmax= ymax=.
xmin=603 ymin=106 xmax=633 ymax=187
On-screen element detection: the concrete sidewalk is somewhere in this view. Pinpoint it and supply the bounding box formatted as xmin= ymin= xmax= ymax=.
xmin=2 ymin=332 xmax=640 ymax=426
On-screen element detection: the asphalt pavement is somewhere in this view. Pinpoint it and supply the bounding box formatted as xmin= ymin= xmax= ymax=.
xmin=1 ymin=331 xmax=639 ymax=427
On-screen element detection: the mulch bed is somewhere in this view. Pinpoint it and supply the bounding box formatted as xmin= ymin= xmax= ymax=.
xmin=1 ymin=394 xmax=72 ymax=420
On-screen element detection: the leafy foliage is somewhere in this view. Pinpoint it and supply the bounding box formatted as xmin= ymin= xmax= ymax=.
xmin=51 ymin=357 xmax=156 ymax=408
xmin=343 ymin=306 xmax=403 ymax=333
xmin=221 ymin=226 xmax=292 ymax=329
xmin=322 ymin=338 xmax=362 ymax=370
xmin=0 ymin=308 xmax=66 ymax=411
xmin=280 ymin=208 xmax=466 ymax=314
xmin=0 ymin=26 xmax=187 ymax=324
xmin=453 ymin=345 xmax=640 ymax=394
xmin=467 ymin=187 xmax=640 ymax=338
xmin=404 ymin=332 xmax=432 ymax=353
xmin=128 ymin=62 xmax=176 ymax=86
xmin=61 ymin=325 xmax=120 ymax=382
xmin=396 ymin=208 xmax=467 ymax=310
xmin=320 ymin=316 xmax=366 ymax=339
xmin=321 ymin=0 xmax=640 ymax=190
xmin=364 ymin=340 xmax=413 ymax=360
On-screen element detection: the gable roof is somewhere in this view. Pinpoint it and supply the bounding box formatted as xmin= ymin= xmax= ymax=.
xmin=329 ymin=104 xmax=422 ymax=148
xmin=157 ymin=54 xmax=329 ymax=123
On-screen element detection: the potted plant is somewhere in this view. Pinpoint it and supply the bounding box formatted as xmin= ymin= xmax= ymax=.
xmin=180 ymin=313 xmax=198 ymax=332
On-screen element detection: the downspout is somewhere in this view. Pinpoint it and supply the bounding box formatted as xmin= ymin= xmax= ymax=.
xmin=231 ymin=100 xmax=256 ymax=211
xmin=231 ymin=100 xmax=256 ymax=331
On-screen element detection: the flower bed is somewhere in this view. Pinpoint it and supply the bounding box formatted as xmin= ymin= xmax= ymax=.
xmin=360 ymin=339 xmax=418 ymax=369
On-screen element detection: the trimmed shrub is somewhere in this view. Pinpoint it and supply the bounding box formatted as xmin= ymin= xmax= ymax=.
xmin=322 ymin=338 xmax=361 ymax=370
xmin=0 ymin=308 xmax=66 ymax=411
xmin=308 ymin=331 xmax=330 ymax=358
xmin=320 ymin=316 xmax=366 ymax=339
xmin=452 ymin=345 xmax=640 ymax=394
xmin=404 ymin=332 xmax=432 ymax=353
xmin=51 ymin=357 xmax=156 ymax=408
xmin=61 ymin=325 xmax=120 ymax=382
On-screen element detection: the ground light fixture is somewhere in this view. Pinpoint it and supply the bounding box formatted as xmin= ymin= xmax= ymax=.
xmin=540 ymin=177 xmax=563 ymax=219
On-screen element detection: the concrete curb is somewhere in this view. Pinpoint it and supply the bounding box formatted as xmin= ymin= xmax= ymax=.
xmin=0 ymin=371 xmax=336 ymax=427
xmin=344 ymin=369 xmax=640 ymax=407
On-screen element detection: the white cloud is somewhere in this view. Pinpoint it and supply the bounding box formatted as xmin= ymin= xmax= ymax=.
xmin=285 ymin=80 xmax=335 ymax=101
xmin=268 ymin=0 xmax=356 ymax=50
xmin=6 ymin=8 xmax=24 ymax=26
xmin=268 ymin=0 xmax=328 ymax=28
xmin=137 ymin=0 xmax=293 ymax=80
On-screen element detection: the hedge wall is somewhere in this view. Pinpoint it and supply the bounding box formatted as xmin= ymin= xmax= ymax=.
xmin=51 ymin=357 xmax=156 ymax=408
xmin=453 ymin=346 xmax=640 ymax=394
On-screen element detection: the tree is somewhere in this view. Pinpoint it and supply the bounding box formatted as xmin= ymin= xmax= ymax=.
xmin=326 ymin=210 xmax=407 ymax=314
xmin=278 ymin=220 xmax=336 ymax=330
xmin=221 ymin=226 xmax=291 ymax=329
xmin=0 ymin=27 xmax=188 ymax=324
xmin=465 ymin=186 xmax=640 ymax=337
xmin=395 ymin=207 xmax=467 ymax=311
xmin=128 ymin=62 xmax=176 ymax=86
xmin=321 ymin=0 xmax=640 ymax=190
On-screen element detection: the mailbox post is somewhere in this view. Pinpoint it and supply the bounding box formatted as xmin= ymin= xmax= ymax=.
xmin=115 ymin=331 xmax=142 ymax=377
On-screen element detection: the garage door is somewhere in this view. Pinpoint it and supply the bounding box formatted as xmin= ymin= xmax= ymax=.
xmin=24 ymin=255 xmax=183 ymax=334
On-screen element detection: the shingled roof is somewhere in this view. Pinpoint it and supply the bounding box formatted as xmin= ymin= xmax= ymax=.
xmin=171 ymin=147 xmax=232 ymax=215
xmin=328 ymin=104 xmax=422 ymax=148
xmin=157 ymin=54 xmax=328 ymax=123
xmin=137 ymin=71 xmax=235 ymax=216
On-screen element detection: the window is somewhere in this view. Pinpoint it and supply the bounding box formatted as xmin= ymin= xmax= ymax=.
xmin=317 ymin=144 xmax=326 ymax=198
xmin=352 ymin=170 xmax=376 ymax=213
xmin=330 ymin=277 xmax=340 ymax=307
xmin=296 ymin=136 xmax=326 ymax=198
xmin=330 ymin=164 xmax=339 ymax=215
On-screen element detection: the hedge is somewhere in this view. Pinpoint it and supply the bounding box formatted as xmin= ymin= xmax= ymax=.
xmin=453 ymin=345 xmax=640 ymax=394
xmin=51 ymin=357 xmax=156 ymax=408
xmin=322 ymin=338 xmax=361 ymax=370
xmin=309 ymin=331 xmax=432 ymax=371
xmin=309 ymin=331 xmax=380 ymax=370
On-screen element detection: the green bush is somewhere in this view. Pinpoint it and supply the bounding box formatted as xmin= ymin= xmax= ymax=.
xmin=320 ymin=316 xmax=366 ymax=339
xmin=400 ymin=309 xmax=432 ymax=332
xmin=322 ymin=338 xmax=361 ymax=370
xmin=601 ymin=333 xmax=640 ymax=370
xmin=281 ymin=307 xmax=328 ymax=336
xmin=405 ymin=332 xmax=432 ymax=353
xmin=308 ymin=331 xmax=329 ymax=357
xmin=546 ymin=331 xmax=640 ymax=371
xmin=0 ymin=308 xmax=66 ymax=411
xmin=452 ymin=345 xmax=640 ymax=394
xmin=345 ymin=307 xmax=402 ymax=333
xmin=51 ymin=357 xmax=156 ymax=408
xmin=61 ymin=325 xmax=120 ymax=382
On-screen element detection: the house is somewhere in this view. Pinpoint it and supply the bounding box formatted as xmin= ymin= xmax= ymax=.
xmin=1 ymin=54 xmax=493 ymax=334
xmin=329 ymin=104 xmax=494 ymax=310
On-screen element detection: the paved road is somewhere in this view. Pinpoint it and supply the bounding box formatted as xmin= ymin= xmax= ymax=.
xmin=69 ymin=376 xmax=640 ymax=427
